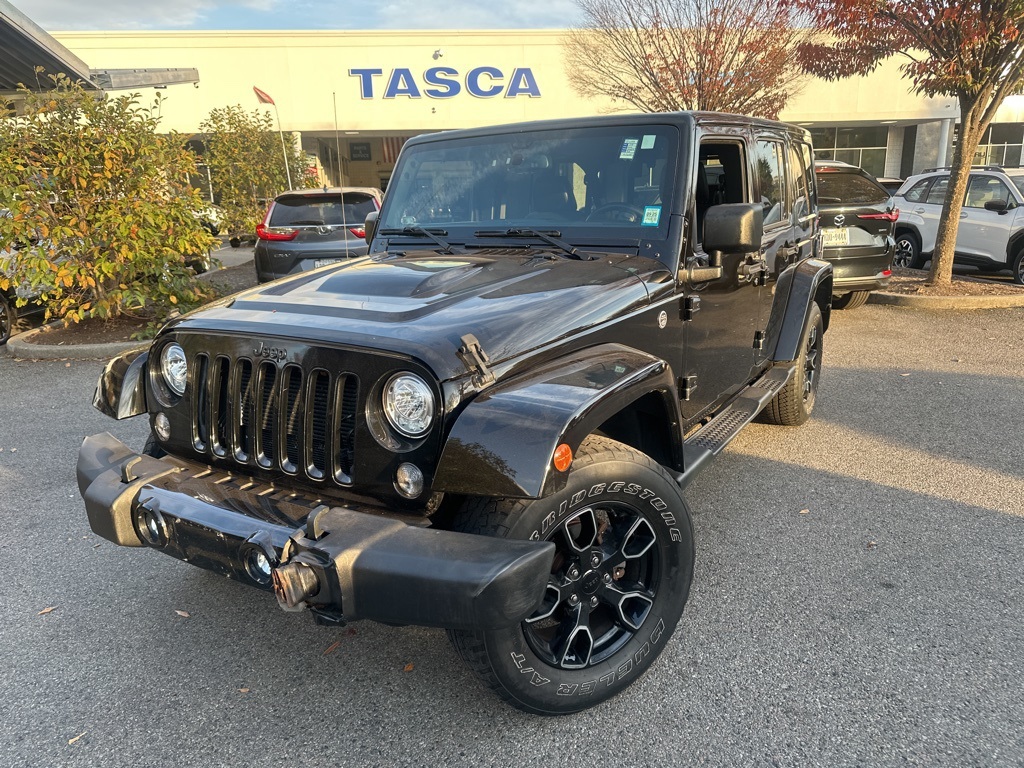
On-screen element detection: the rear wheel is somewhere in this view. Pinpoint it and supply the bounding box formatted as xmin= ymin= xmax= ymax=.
xmin=893 ymin=231 xmax=924 ymax=269
xmin=448 ymin=436 xmax=694 ymax=715
xmin=762 ymin=302 xmax=823 ymax=426
xmin=832 ymin=290 xmax=870 ymax=310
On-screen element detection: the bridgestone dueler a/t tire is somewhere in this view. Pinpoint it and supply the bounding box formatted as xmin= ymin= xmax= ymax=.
xmin=448 ymin=436 xmax=695 ymax=715
xmin=762 ymin=301 xmax=824 ymax=426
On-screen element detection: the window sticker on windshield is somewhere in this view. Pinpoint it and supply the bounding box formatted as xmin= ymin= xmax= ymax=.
xmin=642 ymin=206 xmax=662 ymax=226
xmin=641 ymin=134 xmax=656 ymax=150
xmin=620 ymin=138 xmax=639 ymax=160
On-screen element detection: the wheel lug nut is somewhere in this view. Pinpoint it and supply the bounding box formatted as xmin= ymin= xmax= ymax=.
xmin=568 ymin=567 xmax=580 ymax=580
xmin=568 ymin=594 xmax=580 ymax=606
xmin=590 ymin=553 xmax=600 ymax=568
xmin=602 ymin=573 xmax=612 ymax=585
xmin=589 ymin=596 xmax=598 ymax=608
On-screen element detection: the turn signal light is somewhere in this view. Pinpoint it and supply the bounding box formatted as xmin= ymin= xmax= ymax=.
xmin=553 ymin=443 xmax=573 ymax=472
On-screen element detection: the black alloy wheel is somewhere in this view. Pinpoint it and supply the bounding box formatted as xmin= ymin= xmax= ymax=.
xmin=1013 ymin=249 xmax=1024 ymax=286
xmin=762 ymin=301 xmax=824 ymax=426
xmin=893 ymin=232 xmax=923 ymax=269
xmin=449 ymin=436 xmax=694 ymax=715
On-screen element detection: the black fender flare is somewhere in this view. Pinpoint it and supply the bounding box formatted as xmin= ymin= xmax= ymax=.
xmin=766 ymin=258 xmax=833 ymax=363
xmin=93 ymin=348 xmax=148 ymax=420
xmin=432 ymin=344 xmax=682 ymax=500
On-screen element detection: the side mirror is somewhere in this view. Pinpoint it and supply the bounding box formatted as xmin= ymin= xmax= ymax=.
xmin=682 ymin=203 xmax=764 ymax=284
xmin=364 ymin=211 xmax=379 ymax=244
xmin=984 ymin=199 xmax=1010 ymax=214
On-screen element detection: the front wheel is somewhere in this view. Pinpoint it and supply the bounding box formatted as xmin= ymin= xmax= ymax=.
xmin=448 ymin=437 xmax=694 ymax=715
xmin=1013 ymin=249 xmax=1024 ymax=285
xmin=0 ymin=294 xmax=14 ymax=346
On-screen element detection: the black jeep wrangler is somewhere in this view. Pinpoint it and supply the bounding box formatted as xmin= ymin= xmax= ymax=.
xmin=78 ymin=112 xmax=831 ymax=715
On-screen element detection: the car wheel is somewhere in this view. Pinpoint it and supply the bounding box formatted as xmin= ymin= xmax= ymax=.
xmin=448 ymin=436 xmax=694 ymax=715
xmin=893 ymin=231 xmax=924 ymax=269
xmin=1013 ymin=248 xmax=1024 ymax=285
xmin=832 ymin=291 xmax=870 ymax=310
xmin=762 ymin=302 xmax=823 ymax=426
xmin=0 ymin=294 xmax=14 ymax=345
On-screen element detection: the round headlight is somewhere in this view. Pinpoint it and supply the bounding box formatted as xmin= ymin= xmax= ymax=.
xmin=382 ymin=373 xmax=435 ymax=438
xmin=160 ymin=343 xmax=188 ymax=397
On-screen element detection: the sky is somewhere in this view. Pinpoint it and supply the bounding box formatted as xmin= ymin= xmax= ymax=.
xmin=25 ymin=0 xmax=584 ymax=31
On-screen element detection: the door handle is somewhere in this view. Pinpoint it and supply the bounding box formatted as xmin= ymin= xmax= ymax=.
xmin=960 ymin=212 xmax=968 ymax=219
xmin=914 ymin=208 xmax=926 ymax=214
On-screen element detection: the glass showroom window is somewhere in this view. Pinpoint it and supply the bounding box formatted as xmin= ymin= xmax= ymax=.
xmin=966 ymin=124 xmax=1024 ymax=168
xmin=810 ymin=126 xmax=888 ymax=177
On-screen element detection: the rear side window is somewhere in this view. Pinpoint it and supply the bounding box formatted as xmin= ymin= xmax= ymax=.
xmin=924 ymin=178 xmax=948 ymax=205
xmin=903 ymin=179 xmax=932 ymax=203
xmin=269 ymin=193 xmax=377 ymax=227
xmin=755 ymin=139 xmax=788 ymax=226
xmin=815 ymin=171 xmax=889 ymax=205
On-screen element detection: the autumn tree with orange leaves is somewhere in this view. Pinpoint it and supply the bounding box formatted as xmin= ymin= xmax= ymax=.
xmin=565 ymin=0 xmax=809 ymax=118
xmin=795 ymin=0 xmax=1024 ymax=287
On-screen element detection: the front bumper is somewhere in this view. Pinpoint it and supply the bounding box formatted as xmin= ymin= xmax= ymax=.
xmin=77 ymin=432 xmax=554 ymax=630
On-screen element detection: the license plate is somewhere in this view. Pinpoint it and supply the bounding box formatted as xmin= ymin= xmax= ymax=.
xmin=822 ymin=228 xmax=850 ymax=247
xmin=313 ymin=259 xmax=337 ymax=269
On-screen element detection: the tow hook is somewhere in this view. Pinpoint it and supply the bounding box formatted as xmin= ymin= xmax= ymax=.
xmin=271 ymin=561 xmax=320 ymax=612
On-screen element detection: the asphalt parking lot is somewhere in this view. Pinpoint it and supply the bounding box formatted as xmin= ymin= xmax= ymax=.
xmin=1 ymin=303 xmax=1022 ymax=767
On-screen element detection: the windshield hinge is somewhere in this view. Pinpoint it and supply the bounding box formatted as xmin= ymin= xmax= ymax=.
xmin=678 ymin=375 xmax=697 ymax=401
xmin=680 ymin=295 xmax=701 ymax=321
xmin=457 ymin=334 xmax=495 ymax=388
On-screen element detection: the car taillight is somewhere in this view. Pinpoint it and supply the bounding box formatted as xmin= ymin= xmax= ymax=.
xmin=858 ymin=209 xmax=900 ymax=222
xmin=256 ymin=223 xmax=299 ymax=241
xmin=348 ymin=227 xmax=366 ymax=238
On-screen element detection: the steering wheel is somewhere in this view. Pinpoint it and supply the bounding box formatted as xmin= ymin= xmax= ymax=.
xmin=586 ymin=203 xmax=645 ymax=224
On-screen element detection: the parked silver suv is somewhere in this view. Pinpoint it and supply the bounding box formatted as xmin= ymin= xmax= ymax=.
xmin=892 ymin=165 xmax=1024 ymax=284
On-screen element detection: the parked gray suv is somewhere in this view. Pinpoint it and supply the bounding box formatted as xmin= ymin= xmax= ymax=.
xmin=893 ymin=165 xmax=1024 ymax=284
xmin=254 ymin=187 xmax=382 ymax=282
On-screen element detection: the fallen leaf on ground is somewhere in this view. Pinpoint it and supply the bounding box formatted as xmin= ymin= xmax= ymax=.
xmin=323 ymin=641 xmax=341 ymax=656
xmin=799 ymin=508 xmax=810 ymax=515
xmin=68 ymin=732 xmax=86 ymax=745
xmin=65 ymin=362 xmax=71 ymax=368
xmin=898 ymin=373 xmax=910 ymax=377
xmin=403 ymin=663 xmax=415 ymax=672
xmin=174 ymin=610 xmax=190 ymax=618
xmin=37 ymin=606 xmax=57 ymax=616
xmin=238 ymin=687 xmax=250 ymax=693
xmin=866 ymin=541 xmax=878 ymax=550
xmin=345 ymin=628 xmax=357 ymax=636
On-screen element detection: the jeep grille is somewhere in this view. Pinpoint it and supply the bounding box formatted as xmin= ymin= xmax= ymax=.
xmin=191 ymin=353 xmax=358 ymax=484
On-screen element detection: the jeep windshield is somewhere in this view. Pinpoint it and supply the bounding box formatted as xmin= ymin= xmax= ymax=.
xmin=378 ymin=124 xmax=681 ymax=244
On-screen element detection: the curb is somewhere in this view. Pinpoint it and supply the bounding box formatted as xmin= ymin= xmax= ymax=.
xmin=5 ymin=323 xmax=146 ymax=361
xmin=869 ymin=290 xmax=1024 ymax=309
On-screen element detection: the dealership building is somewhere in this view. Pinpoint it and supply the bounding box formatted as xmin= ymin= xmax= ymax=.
xmin=14 ymin=24 xmax=1024 ymax=190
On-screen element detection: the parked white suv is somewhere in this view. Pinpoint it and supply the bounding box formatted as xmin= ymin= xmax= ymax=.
xmin=892 ymin=166 xmax=1024 ymax=284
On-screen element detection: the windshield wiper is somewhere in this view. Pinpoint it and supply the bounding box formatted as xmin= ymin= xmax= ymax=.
xmin=379 ymin=225 xmax=456 ymax=254
xmin=473 ymin=228 xmax=591 ymax=260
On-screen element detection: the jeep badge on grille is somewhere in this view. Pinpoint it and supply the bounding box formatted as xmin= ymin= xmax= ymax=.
xmin=253 ymin=341 xmax=287 ymax=362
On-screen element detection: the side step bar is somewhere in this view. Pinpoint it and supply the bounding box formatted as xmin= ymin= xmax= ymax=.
xmin=675 ymin=364 xmax=796 ymax=488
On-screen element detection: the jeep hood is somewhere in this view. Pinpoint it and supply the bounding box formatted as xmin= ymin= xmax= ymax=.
xmin=170 ymin=249 xmax=659 ymax=380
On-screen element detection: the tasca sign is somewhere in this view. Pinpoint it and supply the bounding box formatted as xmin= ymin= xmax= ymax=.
xmin=349 ymin=67 xmax=541 ymax=99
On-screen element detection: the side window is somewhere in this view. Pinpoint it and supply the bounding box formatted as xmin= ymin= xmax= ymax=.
xmin=964 ymin=175 xmax=1013 ymax=209
xmin=790 ymin=144 xmax=811 ymax=221
xmin=800 ymin=142 xmax=817 ymax=214
xmin=755 ymin=139 xmax=788 ymax=227
xmin=696 ymin=140 xmax=749 ymax=244
xmin=903 ymin=179 xmax=933 ymax=203
xmin=924 ymin=177 xmax=948 ymax=205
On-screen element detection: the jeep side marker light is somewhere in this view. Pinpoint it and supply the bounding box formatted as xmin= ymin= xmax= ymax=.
xmin=553 ymin=443 xmax=573 ymax=472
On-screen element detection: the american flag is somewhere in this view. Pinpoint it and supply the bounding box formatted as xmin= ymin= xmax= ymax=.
xmin=382 ymin=136 xmax=409 ymax=165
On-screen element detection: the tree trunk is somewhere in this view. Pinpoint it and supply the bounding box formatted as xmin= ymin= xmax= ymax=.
xmin=928 ymin=97 xmax=985 ymax=287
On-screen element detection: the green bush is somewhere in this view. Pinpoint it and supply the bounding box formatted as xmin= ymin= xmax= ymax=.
xmin=0 ymin=72 xmax=216 ymax=324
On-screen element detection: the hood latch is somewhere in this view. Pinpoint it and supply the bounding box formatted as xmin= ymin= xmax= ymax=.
xmin=457 ymin=334 xmax=495 ymax=388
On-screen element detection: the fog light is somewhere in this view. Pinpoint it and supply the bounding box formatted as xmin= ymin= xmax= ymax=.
xmin=154 ymin=412 xmax=171 ymax=441
xmin=134 ymin=505 xmax=168 ymax=547
xmin=244 ymin=548 xmax=274 ymax=585
xmin=395 ymin=463 xmax=424 ymax=498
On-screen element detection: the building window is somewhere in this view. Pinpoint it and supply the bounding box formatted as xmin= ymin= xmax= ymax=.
xmin=810 ymin=126 xmax=888 ymax=177
xmin=964 ymin=123 xmax=1024 ymax=168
